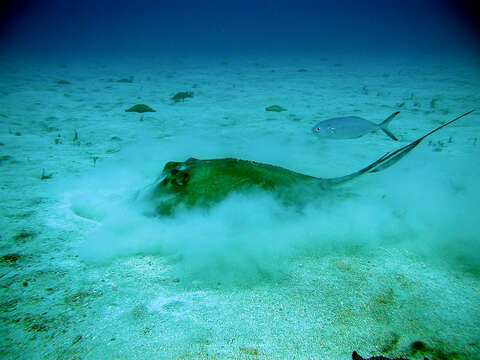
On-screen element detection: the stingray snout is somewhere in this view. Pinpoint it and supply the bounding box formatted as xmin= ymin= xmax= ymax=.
xmin=161 ymin=168 xmax=190 ymax=188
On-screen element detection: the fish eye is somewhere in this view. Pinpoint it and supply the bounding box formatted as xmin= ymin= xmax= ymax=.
xmin=316 ymin=127 xmax=320 ymax=131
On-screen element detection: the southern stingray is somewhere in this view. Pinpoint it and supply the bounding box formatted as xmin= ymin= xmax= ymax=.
xmin=138 ymin=110 xmax=474 ymax=216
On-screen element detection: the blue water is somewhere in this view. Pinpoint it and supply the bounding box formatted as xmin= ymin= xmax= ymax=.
xmin=1 ymin=0 xmax=478 ymax=60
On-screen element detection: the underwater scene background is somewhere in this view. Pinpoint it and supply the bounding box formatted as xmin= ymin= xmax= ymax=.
xmin=0 ymin=0 xmax=479 ymax=359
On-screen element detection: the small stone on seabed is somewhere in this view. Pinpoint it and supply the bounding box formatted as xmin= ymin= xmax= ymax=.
xmin=265 ymin=105 xmax=287 ymax=112
xmin=125 ymin=104 xmax=156 ymax=113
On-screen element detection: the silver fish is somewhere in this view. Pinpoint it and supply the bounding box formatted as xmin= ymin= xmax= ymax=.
xmin=312 ymin=111 xmax=400 ymax=141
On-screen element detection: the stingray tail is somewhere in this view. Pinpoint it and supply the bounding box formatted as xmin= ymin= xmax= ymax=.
xmin=326 ymin=110 xmax=475 ymax=186
xmin=378 ymin=111 xmax=400 ymax=141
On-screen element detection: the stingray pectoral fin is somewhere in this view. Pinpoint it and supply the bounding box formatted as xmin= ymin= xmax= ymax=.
xmin=327 ymin=110 xmax=475 ymax=186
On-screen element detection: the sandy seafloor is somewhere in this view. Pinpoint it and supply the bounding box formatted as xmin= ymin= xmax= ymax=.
xmin=0 ymin=55 xmax=479 ymax=360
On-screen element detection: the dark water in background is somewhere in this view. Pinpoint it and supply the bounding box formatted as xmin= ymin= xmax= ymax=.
xmin=1 ymin=0 xmax=479 ymax=62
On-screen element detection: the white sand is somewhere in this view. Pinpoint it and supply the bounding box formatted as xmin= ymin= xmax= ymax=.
xmin=0 ymin=55 xmax=479 ymax=359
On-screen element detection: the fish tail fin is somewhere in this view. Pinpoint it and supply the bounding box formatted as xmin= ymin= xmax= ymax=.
xmin=378 ymin=111 xmax=400 ymax=141
xmin=326 ymin=110 xmax=475 ymax=186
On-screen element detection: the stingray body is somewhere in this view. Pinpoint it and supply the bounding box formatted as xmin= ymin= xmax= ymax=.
xmin=142 ymin=157 xmax=326 ymax=215
xmin=140 ymin=111 xmax=474 ymax=216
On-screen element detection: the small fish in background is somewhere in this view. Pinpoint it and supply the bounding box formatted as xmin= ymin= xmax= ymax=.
xmin=312 ymin=111 xmax=400 ymax=140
